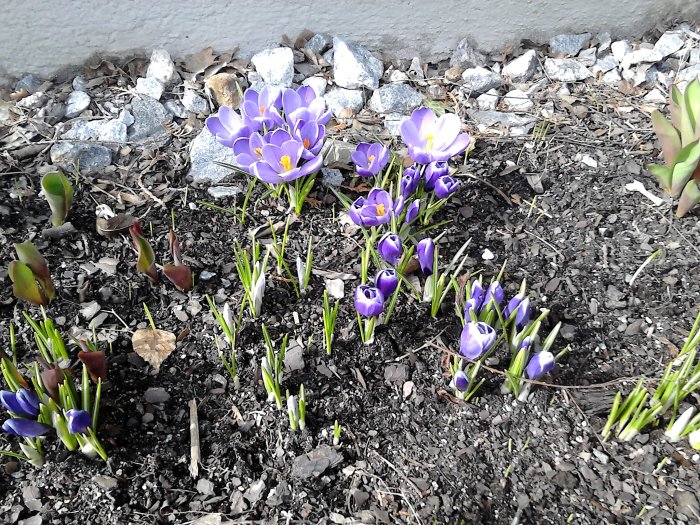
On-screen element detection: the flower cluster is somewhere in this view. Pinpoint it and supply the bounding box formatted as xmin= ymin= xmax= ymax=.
xmin=206 ymin=85 xmax=330 ymax=212
xmin=450 ymin=276 xmax=566 ymax=402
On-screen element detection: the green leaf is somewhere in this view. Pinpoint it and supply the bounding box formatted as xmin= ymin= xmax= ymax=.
xmin=8 ymin=261 xmax=47 ymax=305
xmin=677 ymin=178 xmax=700 ymax=217
xmin=670 ymin=141 xmax=700 ymax=196
xmin=129 ymin=222 xmax=158 ymax=283
xmin=651 ymin=110 xmax=681 ymax=165
xmin=685 ymin=79 xmax=700 ymax=137
xmin=670 ymin=85 xmax=682 ymax=130
xmin=41 ymin=171 xmax=74 ymax=227
xmin=14 ymin=241 xmax=55 ymax=300
xmin=647 ymin=163 xmax=673 ymax=193
xmin=680 ymin=86 xmax=697 ymax=146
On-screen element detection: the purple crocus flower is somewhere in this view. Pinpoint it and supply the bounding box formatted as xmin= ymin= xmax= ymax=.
xmin=519 ymin=336 xmax=532 ymax=351
xmin=460 ymin=321 xmax=497 ymax=360
xmin=484 ymin=281 xmax=505 ymax=309
xmin=240 ymin=85 xmax=284 ymax=129
xmin=515 ymin=298 xmax=531 ymax=330
xmin=400 ymin=107 xmax=472 ymax=163
xmin=424 ymin=161 xmax=449 ymax=190
xmin=352 ymin=143 xmax=390 ymax=178
xmin=66 ymin=409 xmax=93 ymax=434
xmin=504 ymin=293 xmax=524 ymax=319
xmin=375 ymin=268 xmax=399 ymax=297
xmin=434 ymin=176 xmax=460 ymax=199
xmin=2 ymin=418 xmax=51 ymax=438
xmin=251 ymin=139 xmax=323 ymax=184
xmin=404 ymin=199 xmax=420 ymax=225
xmin=525 ymin=351 xmax=555 ymax=380
xmin=291 ymin=120 xmax=326 ymax=159
xmin=281 ymin=85 xmax=332 ymax=127
xmin=354 ymin=285 xmax=385 ymax=317
xmin=0 ymin=389 xmax=40 ymax=419
xmin=400 ymin=165 xmax=421 ymax=197
xmin=348 ymin=189 xmax=396 ymax=227
xmin=205 ymin=106 xmax=253 ymax=148
xmin=452 ymin=370 xmax=470 ymax=392
xmin=232 ymin=132 xmax=267 ymax=171
xmin=417 ymin=238 xmax=435 ymax=276
xmin=378 ymin=233 xmax=403 ymax=266
xmin=464 ymin=279 xmax=485 ymax=315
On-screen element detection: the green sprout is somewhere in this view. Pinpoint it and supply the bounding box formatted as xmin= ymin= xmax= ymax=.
xmin=322 ymin=290 xmax=340 ymax=355
xmin=261 ymin=325 xmax=287 ymax=409
xmin=207 ymin=296 xmax=242 ymax=389
xmin=233 ymin=239 xmax=269 ymax=318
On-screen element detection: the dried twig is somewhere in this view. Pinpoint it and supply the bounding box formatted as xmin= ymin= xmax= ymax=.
xmin=189 ymin=399 xmax=200 ymax=478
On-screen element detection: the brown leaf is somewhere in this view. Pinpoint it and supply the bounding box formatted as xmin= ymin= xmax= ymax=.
xmin=96 ymin=214 xmax=135 ymax=237
xmin=131 ymin=329 xmax=177 ymax=372
xmin=205 ymin=73 xmax=242 ymax=108
xmin=182 ymin=47 xmax=217 ymax=75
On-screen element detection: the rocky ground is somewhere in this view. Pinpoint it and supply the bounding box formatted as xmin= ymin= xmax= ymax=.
xmin=1 ymin=23 xmax=700 ymax=525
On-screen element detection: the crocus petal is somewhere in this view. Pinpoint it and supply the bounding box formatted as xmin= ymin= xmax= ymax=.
xmin=525 ymin=351 xmax=555 ymax=380
xmin=298 ymin=154 xmax=323 ymax=178
xmin=252 ymin=162 xmax=285 ymax=184
xmin=444 ymin=133 xmax=472 ymax=158
xmin=15 ymin=389 xmax=40 ymax=418
xmin=453 ymin=370 xmax=470 ymax=392
xmin=459 ymin=321 xmax=497 ymax=360
xmin=2 ymin=418 xmax=52 ymax=438
xmin=417 ymin=238 xmax=435 ymax=275
xmin=354 ymin=285 xmax=385 ymax=317
xmin=66 ymin=409 xmax=93 ymax=434
xmin=375 ymin=269 xmax=399 ymax=298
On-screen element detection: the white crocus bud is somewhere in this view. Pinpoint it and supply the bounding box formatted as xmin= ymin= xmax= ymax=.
xmin=296 ymin=256 xmax=306 ymax=292
xmin=665 ymin=407 xmax=696 ymax=442
xmin=222 ymin=303 xmax=233 ymax=335
xmin=689 ymin=429 xmax=700 ymax=450
xmin=19 ymin=443 xmax=43 ymax=467
xmin=253 ymin=270 xmax=266 ymax=316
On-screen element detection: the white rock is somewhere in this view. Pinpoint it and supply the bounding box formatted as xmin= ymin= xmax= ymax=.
xmin=611 ymin=40 xmax=632 ymax=62
xmin=164 ymin=99 xmax=187 ymax=118
xmin=467 ymin=109 xmax=536 ymax=133
xmin=655 ymin=32 xmax=684 ymax=58
xmin=302 ymin=76 xmax=327 ymax=96
xmin=325 ymin=279 xmax=345 ymax=300
xmin=549 ymin=33 xmax=591 ymax=56
xmin=135 ymin=77 xmax=164 ymax=100
xmin=384 ymin=112 xmax=409 ymax=136
xmin=596 ymin=32 xmax=612 ymax=52
xmin=98 ymin=120 xmax=128 ymax=144
xmin=461 ymin=66 xmax=502 ymax=93
xmin=332 ymin=37 xmax=384 ymax=90
xmin=503 ymin=50 xmax=538 ymax=82
xmin=16 ymin=92 xmax=45 ymax=109
xmin=476 ymin=89 xmax=499 ymax=110
xmin=385 ymin=70 xmax=409 ymax=83
xmin=481 ymin=249 xmax=494 ymax=261
xmin=502 ymin=89 xmax=533 ymax=111
xmin=323 ymin=87 xmax=364 ymax=117
xmin=620 ymin=48 xmax=664 ymax=70
xmin=450 ymin=39 xmax=486 ymax=68
xmin=182 ymin=89 xmax=209 ymax=114
xmin=62 ymin=120 xmax=104 ymax=140
xmin=208 ymin=186 xmax=242 ymax=199
xmin=591 ymin=54 xmax=618 ymax=74
xmin=676 ymin=64 xmax=700 ymax=84
xmin=367 ymin=83 xmax=423 ymax=114
xmin=118 ymin=109 xmax=134 ymax=126
xmin=146 ymin=49 xmax=179 ymax=86
xmin=188 ymin=128 xmax=237 ymax=183
xmin=65 ymin=91 xmax=91 ymax=118
xmin=128 ymin=96 xmax=172 ymax=145
xmin=644 ymin=88 xmax=667 ymax=103
xmin=251 ymin=47 xmax=294 ymax=87
xmin=602 ymin=69 xmax=622 ymax=84
xmin=543 ymin=59 xmax=591 ymax=82
xmin=577 ymin=48 xmax=597 ymax=67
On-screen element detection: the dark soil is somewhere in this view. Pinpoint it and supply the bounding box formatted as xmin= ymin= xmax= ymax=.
xmin=2 ymin=64 xmax=700 ymax=525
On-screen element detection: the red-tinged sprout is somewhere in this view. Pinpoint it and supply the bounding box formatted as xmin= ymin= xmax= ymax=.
xmin=677 ymin=177 xmax=700 ymax=218
xmin=77 ymin=348 xmax=107 ymax=382
xmin=41 ymin=367 xmax=65 ymax=401
xmin=8 ymin=261 xmax=49 ymax=306
xmin=129 ymin=221 xmax=158 ymax=284
xmin=163 ymin=229 xmax=193 ymax=291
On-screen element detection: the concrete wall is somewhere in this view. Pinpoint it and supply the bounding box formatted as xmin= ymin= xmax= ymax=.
xmin=2 ymin=0 xmax=699 ymax=77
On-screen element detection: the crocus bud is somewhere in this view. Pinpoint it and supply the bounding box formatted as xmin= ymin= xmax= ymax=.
xmin=515 ymin=298 xmax=531 ymax=330
xmin=665 ymin=407 xmax=696 ymax=442
xmin=433 ymin=175 xmax=460 ymax=199
xmin=460 ymin=322 xmax=497 ymax=360
xmin=66 ymin=409 xmax=93 ymax=434
xmin=504 ymin=293 xmax=524 ymax=319
xmin=2 ymin=418 xmax=52 ymax=438
xmin=464 ymin=279 xmax=485 ymax=315
xmin=417 ymin=238 xmax=435 ymax=276
xmin=690 ymin=429 xmax=700 ymax=450
xmin=354 ymin=285 xmax=385 ymax=317
xmin=1 ymin=389 xmax=40 ymax=419
xmin=41 ymin=171 xmax=74 ymax=227
xmin=400 ymin=165 xmax=421 ymax=196
xmin=484 ymin=281 xmax=505 ymax=309
xmin=404 ymin=199 xmax=420 ymax=225
xmin=524 ymin=351 xmax=555 ymax=380
xmin=424 ymin=161 xmax=449 ymax=190
xmin=452 ymin=370 xmax=470 ymax=392
xmin=377 ymin=233 xmax=403 ymax=266
xmin=375 ymin=268 xmax=399 ymax=298
xmin=223 ymin=303 xmax=234 ymax=334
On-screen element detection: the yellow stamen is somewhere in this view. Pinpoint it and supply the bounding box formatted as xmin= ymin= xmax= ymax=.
xmin=280 ymin=155 xmax=293 ymax=172
xmin=376 ymin=204 xmax=386 ymax=217
xmin=303 ymin=138 xmax=311 ymax=149
xmin=368 ymin=154 xmax=376 ymax=164
xmin=259 ymin=105 xmax=266 ymax=115
xmin=424 ymin=133 xmax=434 ymax=151
xmin=254 ymin=147 xmax=263 ymax=158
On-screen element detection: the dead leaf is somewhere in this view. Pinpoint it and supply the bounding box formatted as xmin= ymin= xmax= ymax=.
xmin=131 ymin=328 xmax=177 ymax=372
xmin=182 ymin=47 xmax=217 ymax=75
xmin=205 ymin=73 xmax=242 ymax=108
xmin=96 ymin=214 xmax=135 ymax=237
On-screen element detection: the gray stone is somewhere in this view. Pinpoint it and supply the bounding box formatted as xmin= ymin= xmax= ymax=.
xmin=251 ymin=47 xmax=294 ymax=87
xmin=207 ymin=186 xmax=242 ymax=199
xmin=502 ymin=89 xmax=533 ymax=111
xmin=188 ymin=128 xmax=237 ymax=183
xmin=305 ymin=33 xmax=332 ymax=55
xmin=62 ymin=120 xmax=104 ymax=140
xmin=654 ymin=31 xmax=684 ymax=58
xmin=602 ymin=69 xmax=622 ymax=84
xmin=50 ymin=142 xmax=112 ymax=171
xmin=182 ymin=89 xmax=209 ymax=114
xmin=677 ymin=64 xmax=700 ymax=84
xmin=15 ymin=74 xmax=42 ymax=93
xmin=65 ymin=91 xmax=91 ymax=118
xmin=283 ymin=342 xmax=305 ymax=372
xmin=118 ymin=109 xmax=134 ymax=126
xmin=135 ymin=77 xmax=164 ymax=100
xmin=476 ymin=89 xmax=498 ymax=110
xmin=577 ymin=48 xmax=597 ymax=67
xmin=449 ymin=38 xmax=486 ymax=68
xmin=127 ymin=95 xmax=172 ymax=145
xmin=461 ymin=66 xmax=502 ymax=94
xmin=385 ymin=69 xmax=409 ymax=83
xmin=543 ymin=58 xmax=591 ymax=81
xmin=503 ymin=50 xmax=538 ymax=82
xmin=332 ymin=37 xmax=383 ymax=90
xmin=164 ymin=100 xmax=187 ymax=118
xmin=323 ymin=87 xmax=364 ymax=117
xmin=302 ymin=76 xmax=327 ymax=96
xmin=676 ymin=490 xmax=700 ymax=519
xmin=596 ymin=32 xmax=612 ymax=51
xmin=549 ymin=33 xmax=591 ymax=56
xmin=98 ymin=120 xmax=127 ymax=144
xmin=93 ymin=474 xmax=118 ymax=490
xmin=322 ymin=140 xmax=355 ymax=165
xmin=467 ymin=109 xmax=536 ymax=133
xmin=144 ymin=387 xmax=170 ymax=403
xmin=367 ymin=83 xmax=423 ymax=114
xmin=322 ymin=49 xmax=334 ymax=66
xmin=16 ymin=92 xmax=45 ymax=109
xmin=591 ymin=54 xmax=618 ymax=74
xmin=243 ymin=480 xmax=265 ymax=503
xmin=196 ymin=478 xmax=214 ymax=496
xmin=611 ymin=40 xmax=632 ymax=62
xmin=291 ymin=445 xmax=343 ymax=479
xmin=72 ymin=76 xmax=88 ymax=91
xmin=384 ymin=112 xmax=409 ymax=136
xmin=146 ymin=48 xmax=179 ymax=86
xmin=620 ymin=48 xmax=664 ymax=70
xmin=321 ymin=168 xmax=343 ymax=187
